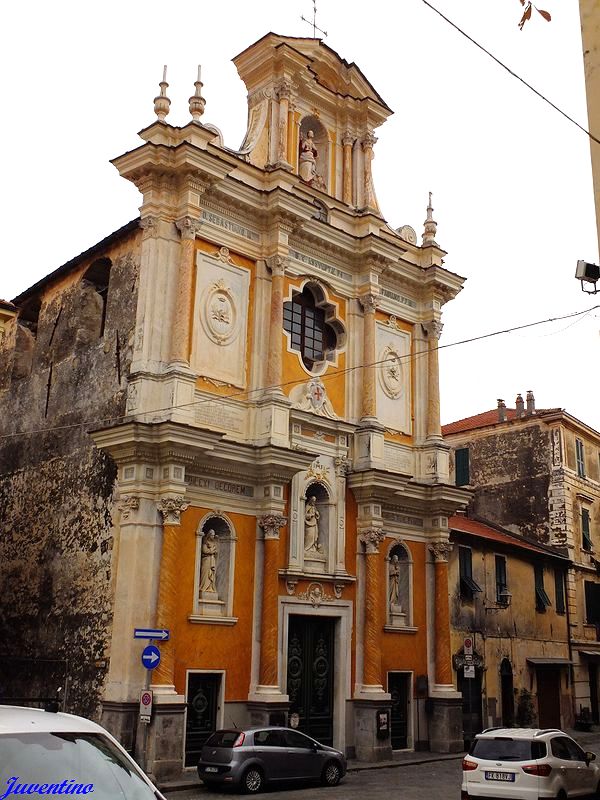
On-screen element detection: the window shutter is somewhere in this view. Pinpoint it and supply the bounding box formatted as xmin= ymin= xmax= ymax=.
xmin=455 ymin=448 xmax=470 ymax=486
xmin=582 ymin=508 xmax=592 ymax=551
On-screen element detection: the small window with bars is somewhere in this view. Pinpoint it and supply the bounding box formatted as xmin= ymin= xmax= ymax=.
xmin=554 ymin=568 xmax=566 ymax=615
xmin=534 ymin=562 xmax=551 ymax=612
xmin=283 ymin=287 xmax=337 ymax=371
xmin=459 ymin=545 xmax=482 ymax=600
xmin=582 ymin=508 xmax=592 ymax=551
xmin=576 ymin=438 xmax=586 ymax=478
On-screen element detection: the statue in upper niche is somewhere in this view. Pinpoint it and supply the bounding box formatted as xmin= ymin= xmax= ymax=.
xmin=304 ymin=495 xmax=323 ymax=553
xmin=299 ymin=130 xmax=318 ymax=183
xmin=199 ymin=529 xmax=219 ymax=594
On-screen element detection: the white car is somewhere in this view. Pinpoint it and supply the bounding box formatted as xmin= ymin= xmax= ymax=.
xmin=462 ymin=727 xmax=600 ymax=799
xmin=0 ymin=705 xmax=165 ymax=800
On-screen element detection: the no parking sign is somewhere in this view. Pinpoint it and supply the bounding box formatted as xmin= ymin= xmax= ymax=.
xmin=139 ymin=689 xmax=153 ymax=723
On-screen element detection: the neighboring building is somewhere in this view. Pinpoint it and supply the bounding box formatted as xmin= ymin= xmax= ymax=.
xmin=0 ymin=34 xmax=470 ymax=777
xmin=444 ymin=393 xmax=600 ymax=724
xmin=579 ymin=0 xmax=600 ymax=255
xmin=448 ymin=513 xmax=572 ymax=748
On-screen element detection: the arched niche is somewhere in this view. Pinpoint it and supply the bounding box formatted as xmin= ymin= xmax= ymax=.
xmin=386 ymin=540 xmax=413 ymax=628
xmin=194 ymin=513 xmax=237 ymax=620
xmin=298 ymin=115 xmax=329 ymax=192
xmin=288 ymin=456 xmax=346 ymax=576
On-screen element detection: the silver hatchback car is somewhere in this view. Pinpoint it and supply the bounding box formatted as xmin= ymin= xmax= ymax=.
xmin=197 ymin=727 xmax=347 ymax=793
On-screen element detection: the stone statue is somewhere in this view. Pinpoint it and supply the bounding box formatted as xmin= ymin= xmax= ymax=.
xmin=199 ymin=529 xmax=219 ymax=594
xmin=389 ymin=554 xmax=401 ymax=608
xmin=299 ymin=130 xmax=318 ymax=184
xmin=304 ymin=495 xmax=322 ymax=553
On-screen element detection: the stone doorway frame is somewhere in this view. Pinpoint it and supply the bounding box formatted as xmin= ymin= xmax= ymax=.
xmin=279 ymin=596 xmax=352 ymax=754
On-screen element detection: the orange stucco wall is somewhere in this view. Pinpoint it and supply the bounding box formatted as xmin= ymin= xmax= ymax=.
xmin=380 ymin=540 xmax=428 ymax=689
xmin=172 ymin=507 xmax=257 ymax=701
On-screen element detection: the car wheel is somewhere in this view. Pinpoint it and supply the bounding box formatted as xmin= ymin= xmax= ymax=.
xmin=321 ymin=760 xmax=342 ymax=787
xmin=556 ymin=790 xmax=567 ymax=800
xmin=241 ymin=766 xmax=264 ymax=794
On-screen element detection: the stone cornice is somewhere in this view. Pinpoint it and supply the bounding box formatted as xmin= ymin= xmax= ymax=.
xmin=348 ymin=469 xmax=471 ymax=515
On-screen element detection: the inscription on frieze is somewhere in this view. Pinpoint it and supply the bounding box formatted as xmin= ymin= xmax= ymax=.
xmin=201 ymin=210 xmax=260 ymax=242
xmin=382 ymin=510 xmax=423 ymax=527
xmin=186 ymin=474 xmax=254 ymax=497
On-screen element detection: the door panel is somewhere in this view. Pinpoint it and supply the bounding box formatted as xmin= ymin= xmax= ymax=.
xmin=185 ymin=673 xmax=220 ymax=768
xmin=537 ymin=668 xmax=561 ymax=729
xmin=283 ymin=729 xmax=320 ymax=778
xmin=388 ymin=673 xmax=410 ymax=750
xmin=253 ymin=729 xmax=287 ymax=779
xmin=287 ymin=616 xmax=335 ymax=746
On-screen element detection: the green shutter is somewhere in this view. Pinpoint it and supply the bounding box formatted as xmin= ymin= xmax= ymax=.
xmin=554 ymin=569 xmax=566 ymax=614
xmin=455 ymin=448 xmax=470 ymax=486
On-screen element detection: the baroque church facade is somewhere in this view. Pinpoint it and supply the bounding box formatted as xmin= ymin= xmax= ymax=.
xmin=0 ymin=34 xmax=469 ymax=776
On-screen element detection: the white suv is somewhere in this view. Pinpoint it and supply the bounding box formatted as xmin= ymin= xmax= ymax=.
xmin=0 ymin=705 xmax=165 ymax=800
xmin=462 ymin=727 xmax=600 ymax=799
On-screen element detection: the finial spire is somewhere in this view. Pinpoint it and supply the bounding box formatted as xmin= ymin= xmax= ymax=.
xmin=153 ymin=65 xmax=171 ymax=122
xmin=422 ymin=191 xmax=438 ymax=247
xmin=189 ymin=64 xmax=206 ymax=122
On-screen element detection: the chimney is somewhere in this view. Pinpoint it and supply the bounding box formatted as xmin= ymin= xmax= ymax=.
xmin=497 ymin=399 xmax=507 ymax=422
xmin=515 ymin=393 xmax=525 ymax=416
xmin=526 ymin=390 xmax=536 ymax=416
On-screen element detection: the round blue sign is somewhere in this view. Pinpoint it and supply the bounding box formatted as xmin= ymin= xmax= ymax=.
xmin=141 ymin=644 xmax=161 ymax=670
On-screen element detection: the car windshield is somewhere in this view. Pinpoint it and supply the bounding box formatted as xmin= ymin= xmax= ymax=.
xmin=470 ymin=738 xmax=546 ymax=761
xmin=204 ymin=730 xmax=241 ymax=748
xmin=0 ymin=732 xmax=157 ymax=800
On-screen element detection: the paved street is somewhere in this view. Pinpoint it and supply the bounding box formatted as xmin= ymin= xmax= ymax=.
xmin=170 ymin=757 xmax=464 ymax=800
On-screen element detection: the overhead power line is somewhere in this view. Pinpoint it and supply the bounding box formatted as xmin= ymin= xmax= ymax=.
xmin=0 ymin=305 xmax=597 ymax=443
xmin=420 ymin=0 xmax=600 ymax=147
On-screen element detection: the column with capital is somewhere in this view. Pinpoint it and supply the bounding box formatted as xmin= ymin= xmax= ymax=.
xmin=170 ymin=216 xmax=201 ymax=367
xmin=361 ymin=132 xmax=377 ymax=211
xmin=427 ymin=539 xmax=462 ymax=753
xmin=359 ymin=528 xmax=386 ymax=691
xmin=255 ymin=514 xmax=287 ymax=696
xmin=424 ymin=319 xmax=443 ymax=441
xmin=428 ymin=540 xmax=453 ymax=688
xmin=265 ymin=256 xmax=286 ymax=393
xmin=152 ymin=496 xmax=189 ymax=690
xmin=354 ymin=527 xmax=392 ymax=762
xmin=342 ymin=132 xmax=354 ymax=205
xmin=276 ymin=81 xmax=293 ymax=171
xmin=359 ymin=293 xmax=378 ymax=422
xmin=146 ymin=495 xmax=189 ymax=780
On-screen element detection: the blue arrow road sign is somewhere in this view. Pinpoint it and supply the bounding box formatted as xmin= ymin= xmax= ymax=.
xmin=141 ymin=645 xmax=161 ymax=670
xmin=134 ymin=628 xmax=170 ymax=641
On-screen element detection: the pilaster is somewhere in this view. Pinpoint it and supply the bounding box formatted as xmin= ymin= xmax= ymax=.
xmin=354 ymin=293 xmax=385 ymax=471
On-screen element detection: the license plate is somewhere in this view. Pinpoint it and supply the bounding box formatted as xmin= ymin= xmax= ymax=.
xmin=485 ymin=771 xmax=515 ymax=782
xmin=205 ymin=767 xmax=218 ymax=773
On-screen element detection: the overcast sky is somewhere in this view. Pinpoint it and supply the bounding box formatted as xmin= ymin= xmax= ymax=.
xmin=2 ymin=0 xmax=598 ymax=430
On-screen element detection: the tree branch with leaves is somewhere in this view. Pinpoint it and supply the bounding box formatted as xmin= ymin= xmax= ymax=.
xmin=518 ymin=0 xmax=551 ymax=30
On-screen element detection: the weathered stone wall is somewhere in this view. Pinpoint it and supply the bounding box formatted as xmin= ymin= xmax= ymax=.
xmin=0 ymin=234 xmax=140 ymax=719
xmin=464 ymin=424 xmax=551 ymax=542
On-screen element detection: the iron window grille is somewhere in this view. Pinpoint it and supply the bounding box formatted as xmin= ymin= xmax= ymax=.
xmin=283 ymin=287 xmax=336 ymax=371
